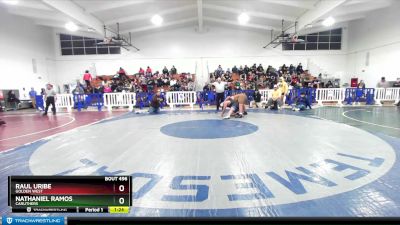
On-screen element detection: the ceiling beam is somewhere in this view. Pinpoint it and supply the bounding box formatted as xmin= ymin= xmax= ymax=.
xmin=41 ymin=0 xmax=104 ymax=35
xmin=295 ymin=0 xmax=346 ymax=31
xmin=7 ymin=8 xmax=70 ymax=22
xmin=16 ymin=1 xmax=53 ymax=11
xmin=332 ymin=1 xmax=391 ymax=17
xmin=197 ymin=0 xmax=204 ymax=32
xmin=258 ymin=0 xmax=315 ymax=9
xmin=203 ymin=3 xmax=296 ymax=22
xmin=204 ymin=17 xmax=278 ymax=31
xmin=310 ymin=14 xmax=365 ymax=28
xmin=85 ymin=0 xmax=149 ymax=13
xmin=120 ymin=17 xmax=197 ymax=34
xmin=105 ymin=4 xmax=196 ymax=25
xmin=35 ymin=20 xmax=83 ymax=29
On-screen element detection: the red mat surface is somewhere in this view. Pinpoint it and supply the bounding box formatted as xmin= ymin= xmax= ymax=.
xmin=0 ymin=111 xmax=125 ymax=152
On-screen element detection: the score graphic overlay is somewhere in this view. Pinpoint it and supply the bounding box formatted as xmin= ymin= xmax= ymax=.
xmin=8 ymin=176 xmax=131 ymax=213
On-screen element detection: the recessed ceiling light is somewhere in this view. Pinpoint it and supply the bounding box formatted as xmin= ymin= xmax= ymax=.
xmin=322 ymin=16 xmax=335 ymax=27
xmin=238 ymin=13 xmax=250 ymax=25
xmin=151 ymin=15 xmax=163 ymax=26
xmin=65 ymin=22 xmax=79 ymax=32
xmin=2 ymin=0 xmax=19 ymax=5
xmin=305 ymin=24 xmax=313 ymax=28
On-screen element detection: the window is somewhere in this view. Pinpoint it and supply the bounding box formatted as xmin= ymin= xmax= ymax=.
xmin=283 ymin=28 xmax=342 ymax=51
xmin=59 ymin=34 xmax=121 ymax=56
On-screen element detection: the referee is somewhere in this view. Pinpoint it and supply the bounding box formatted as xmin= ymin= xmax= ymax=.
xmin=212 ymin=78 xmax=227 ymax=111
xmin=43 ymin=83 xmax=57 ymax=116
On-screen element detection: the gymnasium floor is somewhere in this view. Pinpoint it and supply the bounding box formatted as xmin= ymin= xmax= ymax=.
xmin=0 ymin=106 xmax=399 ymax=217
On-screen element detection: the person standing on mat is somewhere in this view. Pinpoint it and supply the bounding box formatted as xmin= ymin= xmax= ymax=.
xmin=212 ymin=78 xmax=227 ymax=111
xmin=43 ymin=83 xmax=56 ymax=116
xmin=29 ymin=87 xmax=37 ymax=109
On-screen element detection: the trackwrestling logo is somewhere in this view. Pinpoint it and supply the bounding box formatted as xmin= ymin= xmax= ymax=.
xmin=2 ymin=217 xmax=64 ymax=225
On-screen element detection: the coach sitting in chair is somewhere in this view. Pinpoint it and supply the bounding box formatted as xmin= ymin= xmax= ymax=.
xmin=265 ymin=85 xmax=282 ymax=110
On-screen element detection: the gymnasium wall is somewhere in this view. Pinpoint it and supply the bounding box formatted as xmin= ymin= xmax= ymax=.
xmin=2 ymin=2 xmax=399 ymax=91
xmin=52 ymin=26 xmax=348 ymax=88
xmin=0 ymin=8 xmax=56 ymax=95
xmin=346 ymin=0 xmax=400 ymax=87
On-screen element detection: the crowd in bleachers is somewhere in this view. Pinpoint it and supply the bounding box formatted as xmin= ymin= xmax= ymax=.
xmin=205 ymin=63 xmax=322 ymax=92
xmin=73 ymin=66 xmax=196 ymax=95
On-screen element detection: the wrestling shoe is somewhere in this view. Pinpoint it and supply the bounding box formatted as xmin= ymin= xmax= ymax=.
xmin=223 ymin=116 xmax=230 ymax=119
xmin=235 ymin=114 xmax=243 ymax=118
xmin=243 ymin=111 xmax=248 ymax=115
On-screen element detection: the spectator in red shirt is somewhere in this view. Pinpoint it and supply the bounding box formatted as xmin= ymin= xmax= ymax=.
xmin=118 ymin=67 xmax=129 ymax=83
xmin=146 ymin=66 xmax=152 ymax=76
xmin=118 ymin=67 xmax=126 ymax=75
xmin=83 ymin=70 xmax=92 ymax=87
xmin=139 ymin=67 xmax=145 ymax=75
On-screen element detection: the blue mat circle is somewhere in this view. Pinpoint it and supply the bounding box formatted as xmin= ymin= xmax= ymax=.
xmin=160 ymin=119 xmax=258 ymax=139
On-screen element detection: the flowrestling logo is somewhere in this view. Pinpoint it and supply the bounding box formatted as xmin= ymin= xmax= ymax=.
xmin=28 ymin=114 xmax=396 ymax=210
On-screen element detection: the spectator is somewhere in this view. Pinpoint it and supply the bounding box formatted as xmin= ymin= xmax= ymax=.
xmin=216 ymin=65 xmax=223 ymax=77
xmin=146 ymin=66 xmax=152 ymax=76
xmin=244 ymin=65 xmax=250 ymax=75
xmin=43 ymin=84 xmax=56 ymax=116
xmin=325 ymin=80 xmax=334 ymax=88
xmin=358 ymin=80 xmax=366 ymax=89
xmin=289 ymin=64 xmax=295 ymax=74
xmin=149 ymin=90 xmax=163 ymax=114
xmin=72 ymin=84 xmax=84 ymax=95
xmin=393 ymin=78 xmax=400 ymax=87
xmin=296 ymin=63 xmax=304 ymax=74
xmin=170 ymin=77 xmax=179 ymax=91
xmin=203 ymin=82 xmax=210 ymax=92
xmin=265 ymin=85 xmax=282 ymax=110
xmin=250 ymin=90 xmax=262 ymax=108
xmin=257 ymin=64 xmax=264 ymax=73
xmin=103 ymin=84 xmax=112 ymax=93
xmin=118 ymin=67 xmax=130 ymax=83
xmin=251 ymin=63 xmax=257 ymax=72
xmin=171 ymin=65 xmax=177 ymax=75
xmin=238 ymin=65 xmax=244 ymax=74
xmin=292 ymin=92 xmax=312 ymax=111
xmin=83 ymin=70 xmax=92 ymax=87
xmin=212 ymin=77 xmax=227 ymax=111
xmin=138 ymin=67 xmax=145 ymax=75
xmin=377 ymin=77 xmax=389 ymax=88
xmin=162 ymin=66 xmax=169 ymax=75
xmin=232 ymin=65 xmax=238 ymax=74
xmin=29 ymin=87 xmax=37 ymax=109
xmin=20 ymin=87 xmax=29 ymax=100
xmin=7 ymin=90 xmax=19 ymax=110
xmin=188 ymin=79 xmax=195 ymax=91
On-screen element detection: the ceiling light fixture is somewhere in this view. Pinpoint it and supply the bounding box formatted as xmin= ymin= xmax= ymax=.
xmin=2 ymin=0 xmax=19 ymax=5
xmin=65 ymin=22 xmax=79 ymax=32
xmin=322 ymin=16 xmax=335 ymax=27
xmin=151 ymin=14 xmax=163 ymax=26
xmin=238 ymin=12 xmax=250 ymax=25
